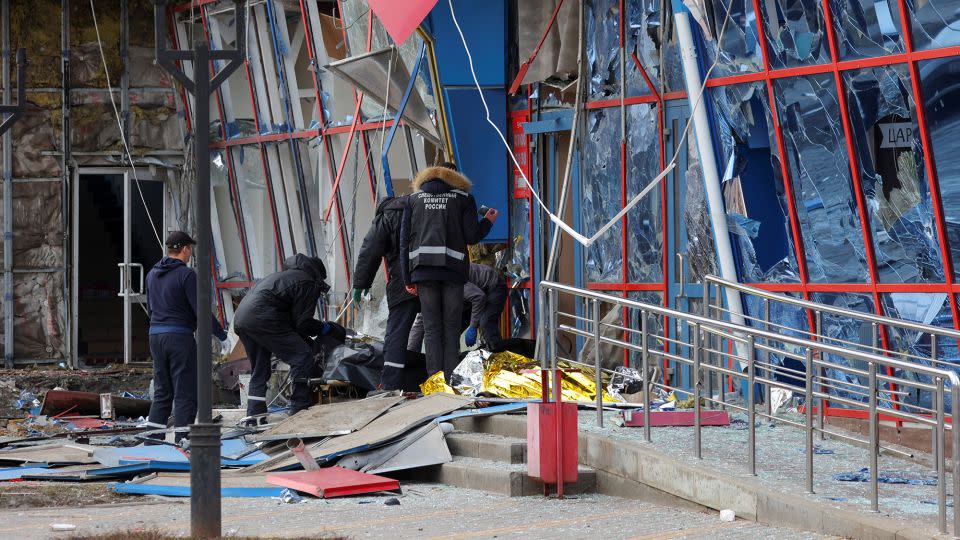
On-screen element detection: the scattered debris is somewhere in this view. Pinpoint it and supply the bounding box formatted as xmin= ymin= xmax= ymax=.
xmin=621 ymin=410 xmax=730 ymax=427
xmin=833 ymin=468 xmax=937 ymax=485
xmin=719 ymin=509 xmax=735 ymax=522
xmin=799 ymin=445 xmax=834 ymax=455
xmin=384 ymin=497 xmax=400 ymax=506
xmin=49 ymin=523 xmax=77 ymax=532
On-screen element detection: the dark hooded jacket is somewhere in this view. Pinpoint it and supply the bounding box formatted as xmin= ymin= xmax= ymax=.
xmin=234 ymin=254 xmax=329 ymax=337
xmin=146 ymin=257 xmax=227 ymax=340
xmin=353 ymin=196 xmax=414 ymax=308
xmin=400 ymin=166 xmax=493 ymax=284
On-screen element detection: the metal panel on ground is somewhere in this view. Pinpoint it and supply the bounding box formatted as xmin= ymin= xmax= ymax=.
xmin=244 ymin=394 xmax=472 ymax=472
xmin=251 ymin=395 xmax=405 ymax=442
xmin=266 ymin=466 xmax=399 ymax=498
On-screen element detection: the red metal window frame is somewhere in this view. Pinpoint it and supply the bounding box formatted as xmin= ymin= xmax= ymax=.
xmin=575 ymin=2 xmax=960 ymax=409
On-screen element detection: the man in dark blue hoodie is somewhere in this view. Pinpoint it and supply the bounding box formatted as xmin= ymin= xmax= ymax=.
xmin=400 ymin=163 xmax=497 ymax=380
xmin=144 ymin=231 xmax=228 ymax=443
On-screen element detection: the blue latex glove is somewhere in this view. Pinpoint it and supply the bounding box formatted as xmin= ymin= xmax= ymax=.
xmin=464 ymin=326 xmax=478 ymax=347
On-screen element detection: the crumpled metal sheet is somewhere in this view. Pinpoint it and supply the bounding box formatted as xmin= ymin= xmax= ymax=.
xmin=451 ymin=349 xmax=488 ymax=396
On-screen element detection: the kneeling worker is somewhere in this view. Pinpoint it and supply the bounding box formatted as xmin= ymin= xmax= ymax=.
xmin=408 ymin=262 xmax=508 ymax=352
xmin=145 ymin=231 xmax=228 ymax=443
xmin=234 ymin=254 xmax=344 ymax=417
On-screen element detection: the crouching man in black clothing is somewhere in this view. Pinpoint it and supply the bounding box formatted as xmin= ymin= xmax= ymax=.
xmin=234 ymin=254 xmax=345 ymax=417
xmin=144 ymin=231 xmax=228 ymax=443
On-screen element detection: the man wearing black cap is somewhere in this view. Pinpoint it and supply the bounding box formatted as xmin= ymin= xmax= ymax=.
xmin=144 ymin=231 xmax=228 ymax=443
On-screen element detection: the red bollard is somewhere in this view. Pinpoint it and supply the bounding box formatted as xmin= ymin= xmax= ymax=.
xmin=526 ymin=369 xmax=578 ymax=498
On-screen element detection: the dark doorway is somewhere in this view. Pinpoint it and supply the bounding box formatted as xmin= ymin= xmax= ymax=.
xmin=77 ymin=174 xmax=163 ymax=364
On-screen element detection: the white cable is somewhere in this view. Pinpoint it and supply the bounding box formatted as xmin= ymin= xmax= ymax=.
xmin=89 ymin=0 xmax=164 ymax=249
xmin=446 ymin=0 xmax=735 ymax=248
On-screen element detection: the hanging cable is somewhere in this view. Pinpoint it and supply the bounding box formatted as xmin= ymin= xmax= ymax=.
xmin=89 ymin=0 xmax=164 ymax=249
xmin=446 ymin=0 xmax=736 ymax=248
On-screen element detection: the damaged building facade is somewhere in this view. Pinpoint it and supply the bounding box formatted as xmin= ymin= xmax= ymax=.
xmin=1 ymin=0 xmax=959 ymax=394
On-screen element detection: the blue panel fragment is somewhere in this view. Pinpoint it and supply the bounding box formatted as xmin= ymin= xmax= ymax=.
xmin=109 ymin=483 xmax=285 ymax=498
xmin=443 ymin=87 xmax=509 ymax=243
xmin=0 ymin=467 xmax=56 ymax=481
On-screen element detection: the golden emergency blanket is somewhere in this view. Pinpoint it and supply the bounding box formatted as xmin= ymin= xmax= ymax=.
xmin=421 ymin=351 xmax=620 ymax=403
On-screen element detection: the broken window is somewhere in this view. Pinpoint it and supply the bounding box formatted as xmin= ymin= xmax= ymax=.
xmin=697 ymin=0 xmax=763 ymax=78
xmin=507 ymin=198 xmax=532 ymax=285
xmin=586 ymin=0 xmax=624 ymax=99
xmin=906 ymin=0 xmax=960 ymax=50
xmin=582 ymin=108 xmax=623 ymax=283
xmin=880 ymin=293 xmax=960 ymax=411
xmin=232 ymin=145 xmax=280 ymax=279
xmin=627 ymin=104 xmax=663 ymax=282
xmin=711 ymin=82 xmax=800 ymax=283
xmin=773 ymin=73 xmax=871 ymax=283
xmin=812 ymin=292 xmax=877 ymax=403
xmin=828 ymin=0 xmax=904 ymax=60
xmin=844 ymin=65 xmax=945 ymax=283
xmin=757 ymin=0 xmax=831 ymax=68
xmin=919 ymin=57 xmax=960 ymax=279
xmin=211 ymin=151 xmax=249 ymax=282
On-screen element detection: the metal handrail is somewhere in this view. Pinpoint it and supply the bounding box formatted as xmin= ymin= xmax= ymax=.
xmin=704 ymin=274 xmax=960 ymax=341
xmin=538 ymin=281 xmax=959 ymax=535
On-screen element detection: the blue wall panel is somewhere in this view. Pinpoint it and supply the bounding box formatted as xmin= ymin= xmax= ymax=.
xmin=444 ymin=87 xmax=509 ymax=242
xmin=427 ymin=0 xmax=506 ymax=86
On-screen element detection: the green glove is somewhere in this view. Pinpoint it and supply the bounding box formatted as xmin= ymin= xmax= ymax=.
xmin=351 ymin=288 xmax=366 ymax=303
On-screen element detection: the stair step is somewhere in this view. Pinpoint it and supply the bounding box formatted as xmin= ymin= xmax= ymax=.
xmin=445 ymin=432 xmax=527 ymax=464
xmin=423 ymin=456 xmax=596 ymax=497
xmin=451 ymin=414 xmax=528 ymax=439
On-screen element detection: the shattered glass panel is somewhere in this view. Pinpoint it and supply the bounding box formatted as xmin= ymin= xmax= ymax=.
xmin=211 ymin=151 xmax=248 ymax=282
xmin=679 ymin=122 xmax=719 ymax=281
xmin=919 ymin=57 xmax=960 ymax=280
xmin=699 ymin=0 xmax=763 ymax=78
xmin=711 ymin=82 xmax=800 ymax=282
xmin=585 ymin=0 xmax=623 ymax=99
xmin=880 ymin=293 xmax=960 ymax=412
xmin=626 ymin=0 xmax=664 ymax=97
xmin=827 ymin=0 xmax=904 ymax=60
xmin=582 ymin=108 xmax=623 ymax=283
xmin=907 ymin=0 xmax=960 ymax=50
xmin=758 ymin=0 xmax=831 ymax=68
xmin=812 ymin=292 xmax=877 ymax=403
xmin=507 ymin=198 xmax=532 ymax=284
xmin=773 ymin=74 xmax=870 ymax=283
xmin=510 ymin=288 xmax=532 ymax=339
xmin=232 ymin=146 xmax=280 ymax=279
xmin=630 ymin=291 xmax=663 ymax=369
xmin=844 ymin=65 xmax=944 ymax=283
xmin=743 ymin=292 xmax=808 ymax=387
xmin=626 ymin=104 xmax=663 ymax=282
